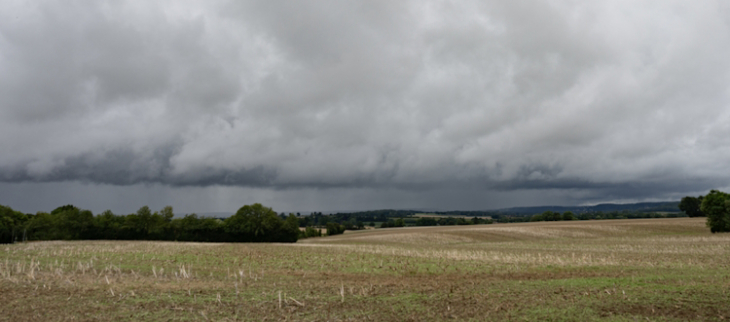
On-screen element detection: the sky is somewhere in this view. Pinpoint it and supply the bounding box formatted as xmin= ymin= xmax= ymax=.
xmin=1 ymin=1 xmax=729 ymax=215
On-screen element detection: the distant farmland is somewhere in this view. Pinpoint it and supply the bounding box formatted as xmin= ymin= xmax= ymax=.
xmin=413 ymin=213 xmax=492 ymax=219
xmin=2 ymin=218 xmax=729 ymax=321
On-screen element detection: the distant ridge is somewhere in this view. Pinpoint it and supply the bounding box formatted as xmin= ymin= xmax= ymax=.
xmin=191 ymin=201 xmax=681 ymax=218
xmin=495 ymin=201 xmax=680 ymax=214
xmin=326 ymin=201 xmax=681 ymax=216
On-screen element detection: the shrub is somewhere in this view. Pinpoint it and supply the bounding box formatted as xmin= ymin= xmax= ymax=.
xmin=303 ymin=226 xmax=322 ymax=238
xmin=326 ymin=222 xmax=345 ymax=236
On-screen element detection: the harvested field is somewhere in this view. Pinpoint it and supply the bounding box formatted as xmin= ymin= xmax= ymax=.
xmin=2 ymin=218 xmax=729 ymax=321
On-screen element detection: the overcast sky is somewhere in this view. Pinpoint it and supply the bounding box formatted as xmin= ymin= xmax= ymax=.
xmin=1 ymin=1 xmax=729 ymax=214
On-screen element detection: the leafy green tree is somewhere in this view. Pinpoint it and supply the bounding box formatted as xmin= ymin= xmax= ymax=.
xmin=94 ymin=210 xmax=125 ymax=239
xmin=279 ymin=214 xmax=300 ymax=242
xmin=51 ymin=204 xmax=77 ymax=215
xmin=319 ymin=216 xmax=330 ymax=226
xmin=42 ymin=205 xmax=84 ymax=240
xmin=298 ymin=216 xmax=311 ymax=227
xmin=0 ymin=207 xmax=12 ymax=243
xmin=343 ymin=218 xmax=356 ymax=230
xmin=679 ymin=196 xmax=705 ymax=217
xmin=326 ymin=222 xmax=345 ymax=236
xmin=0 ymin=205 xmax=28 ymax=243
xmin=147 ymin=206 xmax=173 ymax=239
xmin=172 ymin=213 xmax=198 ymax=240
xmin=171 ymin=214 xmax=226 ymax=242
xmin=26 ymin=212 xmax=57 ymax=240
xmin=58 ymin=207 xmax=92 ymax=239
xmin=416 ymin=217 xmax=437 ymax=226
xmin=22 ymin=205 xmax=93 ymax=240
xmin=127 ymin=206 xmax=152 ymax=237
xmin=65 ymin=209 xmax=94 ymax=239
xmin=303 ymin=226 xmax=322 ymax=238
xmin=542 ymin=211 xmax=562 ymax=221
xmin=701 ymin=190 xmax=730 ymax=233
xmin=160 ymin=206 xmax=174 ymax=222
xmin=225 ymin=203 xmax=289 ymax=242
xmin=562 ymin=211 xmax=576 ymax=221
xmin=395 ymin=218 xmax=405 ymax=227
xmin=437 ymin=217 xmax=457 ymax=225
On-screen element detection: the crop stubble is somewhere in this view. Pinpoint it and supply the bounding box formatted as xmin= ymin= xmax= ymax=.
xmin=1 ymin=218 xmax=729 ymax=321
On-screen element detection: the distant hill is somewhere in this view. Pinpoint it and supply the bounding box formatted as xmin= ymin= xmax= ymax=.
xmin=495 ymin=201 xmax=680 ymax=214
xmin=192 ymin=201 xmax=682 ymax=219
xmin=325 ymin=201 xmax=681 ymax=218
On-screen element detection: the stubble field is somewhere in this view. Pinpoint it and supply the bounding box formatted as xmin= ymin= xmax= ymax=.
xmin=2 ymin=218 xmax=729 ymax=321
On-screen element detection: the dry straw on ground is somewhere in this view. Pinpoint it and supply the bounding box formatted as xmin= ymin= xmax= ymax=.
xmin=2 ymin=218 xmax=729 ymax=321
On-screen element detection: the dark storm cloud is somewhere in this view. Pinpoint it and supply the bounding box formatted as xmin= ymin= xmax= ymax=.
xmin=1 ymin=0 xmax=730 ymax=211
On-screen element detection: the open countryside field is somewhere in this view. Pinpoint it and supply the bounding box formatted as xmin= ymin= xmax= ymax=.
xmin=2 ymin=218 xmax=730 ymax=321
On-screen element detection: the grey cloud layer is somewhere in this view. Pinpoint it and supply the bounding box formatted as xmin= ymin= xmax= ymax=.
xmin=1 ymin=1 xmax=729 ymax=201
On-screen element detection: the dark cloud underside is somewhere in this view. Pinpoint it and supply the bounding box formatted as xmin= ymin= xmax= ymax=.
xmin=1 ymin=1 xmax=729 ymax=212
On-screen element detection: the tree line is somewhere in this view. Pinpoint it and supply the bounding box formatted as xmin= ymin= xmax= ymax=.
xmin=0 ymin=203 xmax=303 ymax=244
xmin=5 ymin=191 xmax=724 ymax=244
xmin=496 ymin=210 xmax=686 ymax=223
xmin=297 ymin=208 xmax=686 ymax=228
xmin=413 ymin=216 xmax=493 ymax=226
xmin=680 ymin=190 xmax=730 ymax=233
